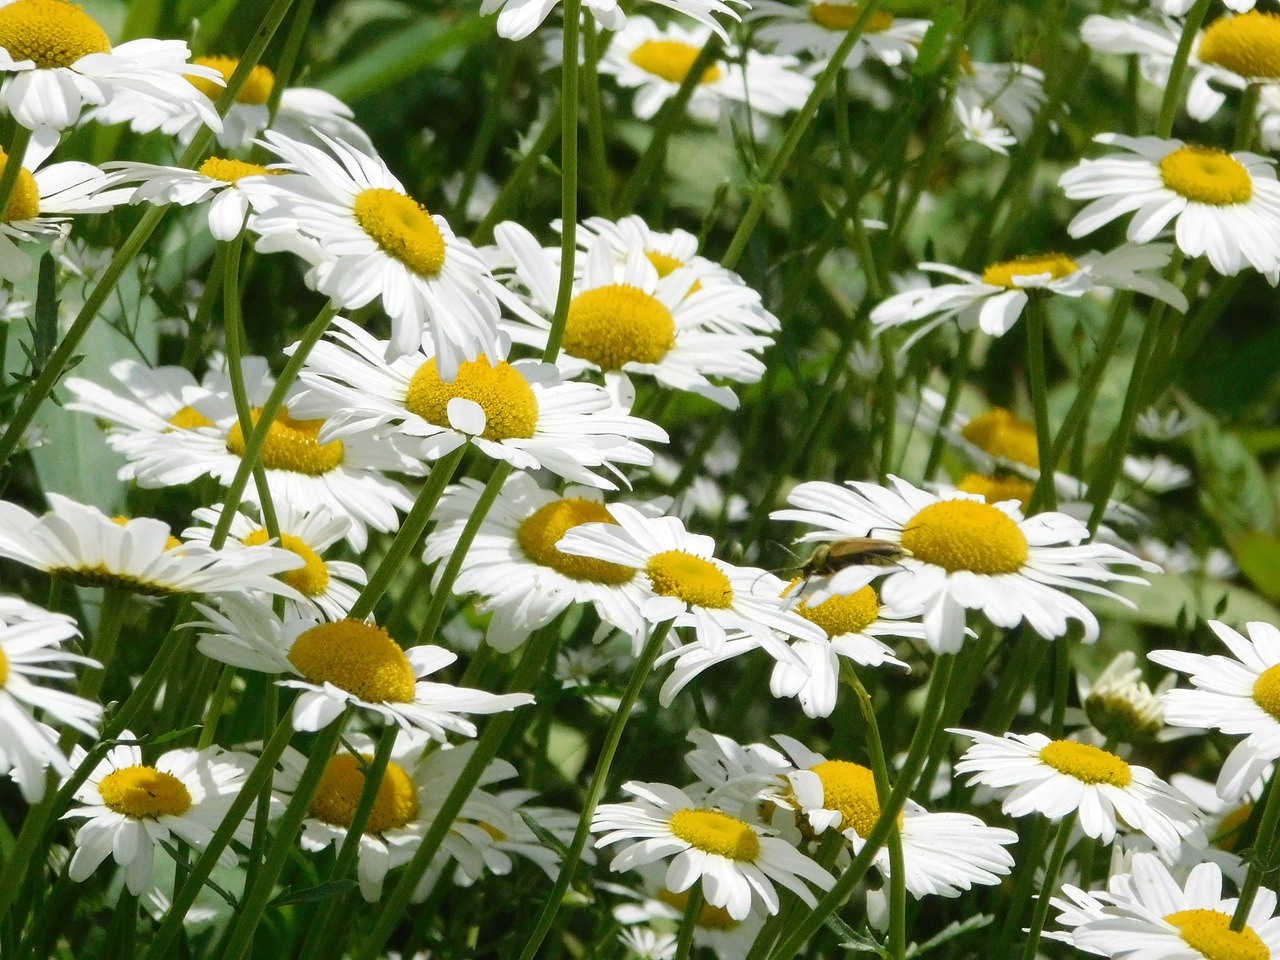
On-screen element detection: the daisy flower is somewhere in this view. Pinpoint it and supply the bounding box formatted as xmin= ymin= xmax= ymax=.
xmin=491 ymin=223 xmax=773 ymax=409
xmin=0 ymin=493 xmax=303 ymax=598
xmin=0 ymin=125 xmax=130 ymax=280
xmin=1054 ymin=852 xmax=1280 ymax=959
xmin=746 ymin=1 xmax=930 ymax=71
xmin=1081 ymin=651 xmax=1170 ymax=746
xmin=870 ymin=243 xmax=1187 ymax=348
xmin=192 ymin=597 xmax=533 ymax=735
xmin=63 ymin=736 xmax=254 ymax=895
xmin=771 ymin=477 xmax=1154 ymax=653
xmin=0 ymin=0 xmax=222 ymax=130
xmin=598 ymin=17 xmax=813 ymax=122
xmin=955 ymin=59 xmax=1045 ymax=145
xmin=613 ymin=862 xmax=767 ymax=960
xmin=242 ymin=131 xmax=501 ymax=375
xmin=952 ymin=100 xmax=1016 ymax=155
xmin=556 ymin=503 xmax=827 ymax=653
xmin=289 ymin=316 xmax=667 ymax=488
xmin=952 ymin=729 xmax=1203 ymax=855
xmin=481 ymin=0 xmax=743 ymax=43
xmin=1149 ymin=619 xmax=1280 ymax=802
xmin=0 ymin=611 xmax=100 ymax=801
xmin=422 ymin=472 xmax=659 ymax=651
xmin=1059 ymin=134 xmax=1280 ymax=278
xmin=592 ymin=780 xmax=834 ymax=921
xmin=104 ymin=156 xmax=284 ymax=242
xmin=772 ymin=736 xmax=1017 ymax=900
xmin=183 ymin=502 xmax=366 ymax=620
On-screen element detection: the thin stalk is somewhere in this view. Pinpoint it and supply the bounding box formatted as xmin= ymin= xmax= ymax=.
xmin=1153 ymin=274 xmax=1244 ymax=397
xmin=0 ymin=126 xmax=33 ymax=229
xmin=543 ymin=0 xmax=581 ymax=362
xmin=267 ymin=0 xmax=317 ymax=119
xmin=1050 ymin=631 xmax=1072 ymax=738
xmin=1020 ymin=813 xmax=1078 ymax=960
xmin=1232 ymin=771 xmax=1280 ymax=928
xmin=1234 ymin=84 xmax=1261 ymax=152
xmin=456 ymin=52 xmax=518 ymax=220
xmin=514 ymin=621 xmax=674 ymax=960
xmin=673 ymin=884 xmax=703 ymax=960
xmin=580 ymin=17 xmax=613 ymax=217
xmin=76 ymin=587 xmax=129 ymax=706
xmin=354 ymin=625 xmax=559 ymax=960
xmin=196 ymin=663 xmax=238 ymax=749
xmin=1025 ymin=296 xmax=1057 ymax=510
xmin=721 ymin=0 xmax=886 ymax=271
xmin=994 ymin=817 xmax=1051 ymax=955
xmin=768 ymin=654 xmax=957 ymax=960
xmin=417 ymin=461 xmax=513 ymax=644
xmin=348 ymin=444 xmax=467 ymax=621
xmin=1157 ymin=0 xmax=1211 ymax=139
xmin=922 ymin=330 xmax=975 ymax=482
xmin=179 ymin=246 xmax=227 ymax=370
xmin=220 ymin=716 xmax=347 ymax=960
xmin=474 ymin=100 xmax=563 ymax=242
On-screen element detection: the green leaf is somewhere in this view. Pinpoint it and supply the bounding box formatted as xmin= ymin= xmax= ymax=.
xmin=267 ymin=880 xmax=359 ymax=908
xmin=1185 ymin=397 xmax=1277 ymax=538
xmin=912 ymin=6 xmax=962 ymax=76
xmin=1231 ymin=532 xmax=1280 ymax=602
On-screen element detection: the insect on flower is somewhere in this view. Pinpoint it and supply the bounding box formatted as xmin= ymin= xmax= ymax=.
xmin=779 ymin=537 xmax=913 ymax=606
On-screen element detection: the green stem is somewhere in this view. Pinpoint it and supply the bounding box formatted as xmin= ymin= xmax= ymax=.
xmin=456 ymin=53 xmax=517 ymax=221
xmin=0 ymin=126 xmax=32 ymax=226
xmin=474 ymin=101 xmax=563 ymax=242
xmin=179 ymin=246 xmax=226 ymax=370
xmin=1234 ymin=83 xmax=1261 ymax=152
xmin=768 ymin=654 xmax=957 ymax=960
xmin=417 ymin=461 xmax=513 ymax=645
xmin=1157 ymin=0 xmax=1211 ymax=139
xmin=348 ymin=444 xmax=466 ymax=621
xmin=1025 ymin=296 xmax=1057 ymax=511
xmin=922 ymin=330 xmax=975 ymax=482
xmin=220 ymin=715 xmax=347 ymax=960
xmin=1020 ymin=813 xmax=1078 ymax=960
xmin=1232 ymin=771 xmax=1280 ymax=929
xmin=76 ymin=586 xmax=129 ymax=706
xmin=580 ymin=17 xmax=613 ymax=217
xmin=721 ymin=0 xmax=886 ymax=271
xmin=354 ymin=625 xmax=558 ymax=960
xmin=543 ymin=0 xmax=581 ymax=362
xmin=673 ymin=883 xmax=703 ymax=960
xmin=196 ymin=662 xmax=238 ymax=750
xmin=514 ymin=621 xmax=674 ymax=960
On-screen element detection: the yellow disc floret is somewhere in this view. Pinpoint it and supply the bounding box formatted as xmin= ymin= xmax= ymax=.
xmin=0 ymin=0 xmax=111 ymax=69
xmin=98 ymin=765 xmax=192 ymax=819
xmin=351 ymin=187 xmax=447 ymax=277
xmin=1165 ymin=908 xmax=1269 ymax=960
xmin=405 ymin=355 xmax=539 ymax=441
xmin=243 ymin=528 xmax=331 ymax=597
xmin=961 ymin=408 xmax=1039 ymax=469
xmin=628 ymin=40 xmax=723 ymax=84
xmin=1214 ymin=803 xmax=1253 ymax=853
xmin=167 ymin=405 xmax=215 ymax=430
xmin=645 ymin=251 xmax=703 ymax=294
xmin=287 ymin=619 xmax=417 ymax=703
xmin=808 ymin=2 xmax=895 ymax=32
xmin=1038 ymin=739 xmax=1133 ymax=787
xmin=981 ymin=252 xmax=1079 ymax=288
xmin=187 ymin=55 xmax=275 ymax=105
xmin=794 ymin=584 xmax=881 ymax=638
xmin=309 ymin=755 xmax=420 ymax=833
xmin=516 ymin=499 xmax=636 ymax=584
xmin=1252 ymin=664 xmax=1280 ymax=721
xmin=646 ymin=550 xmax=734 ymax=609
xmin=956 ymin=473 xmax=1036 ymax=510
xmin=1159 ymin=146 xmax=1254 ymax=206
xmin=900 ymin=500 xmax=1029 ymax=575
xmin=0 ymin=647 xmax=9 ymax=688
xmin=810 ymin=760 xmax=901 ymax=837
xmin=1199 ymin=12 xmax=1280 ymax=81
xmin=225 ymin=407 xmax=345 ymax=476
xmin=669 ymin=808 xmax=761 ymax=860
xmin=564 ymin=285 xmax=677 ymax=370
xmin=197 ymin=157 xmax=275 ymax=185
xmin=0 ymin=147 xmax=40 ymax=223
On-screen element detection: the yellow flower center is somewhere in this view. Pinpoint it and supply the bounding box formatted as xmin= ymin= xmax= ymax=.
xmin=900 ymin=500 xmax=1029 ymax=575
xmin=627 ymin=39 xmax=723 ymax=84
xmin=1159 ymin=146 xmax=1254 ymax=206
xmin=111 ymin=516 xmax=182 ymax=551
xmin=516 ymin=498 xmax=636 ymax=584
xmin=243 ymin=529 xmax=331 ymax=597
xmin=1199 ymin=12 xmax=1280 ymax=81
xmin=1215 ymin=802 xmax=1253 ymax=853
xmin=0 ymin=147 xmax=40 ymax=223
xmin=956 ymin=473 xmax=1035 ymax=510
xmin=309 ymin=755 xmax=420 ymax=833
xmin=0 ymin=647 xmax=8 ymax=688
xmin=645 ymin=550 xmax=734 ymax=609
xmin=404 ymin=355 xmax=539 ymax=441
xmin=225 ymin=407 xmax=345 ymax=476
xmin=810 ymin=760 xmax=904 ymax=838
xmin=1252 ymin=664 xmax=1280 ymax=721
xmin=645 ymin=251 xmax=703 ymax=294
xmin=351 ymin=187 xmax=446 ymax=277
xmin=808 ymin=2 xmax=895 ymax=32
xmin=187 ymin=55 xmax=275 ymax=104
xmin=669 ymin=808 xmax=761 ymax=861
xmin=287 ymin=619 xmax=417 ymax=704
xmin=564 ymin=284 xmax=677 ymax=370
xmin=1038 ymin=739 xmax=1133 ymax=787
xmin=98 ymin=765 xmax=192 ymax=819
xmin=1165 ymin=909 xmax=1269 ymax=960
xmin=657 ymin=888 xmax=740 ymax=931
xmin=792 ymin=584 xmax=881 ymax=638
xmin=961 ymin=408 xmax=1039 ymax=469
xmin=197 ymin=157 xmax=275 ymax=185
xmin=0 ymin=0 xmax=110 ymax=69
xmin=980 ymin=252 xmax=1079 ymax=288
xmin=167 ymin=405 xmax=214 ymax=430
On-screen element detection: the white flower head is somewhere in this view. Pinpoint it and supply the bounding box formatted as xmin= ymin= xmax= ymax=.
xmin=746 ymin=1 xmax=930 ymax=71
xmin=481 ymin=0 xmax=744 ymax=43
